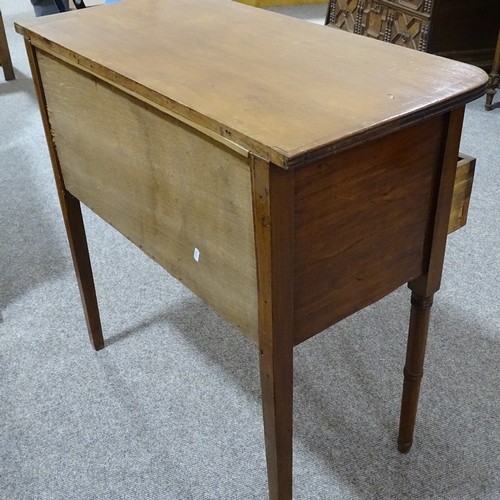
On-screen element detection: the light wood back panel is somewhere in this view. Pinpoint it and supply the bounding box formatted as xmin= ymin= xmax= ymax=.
xmin=38 ymin=50 xmax=258 ymax=341
xmin=15 ymin=0 xmax=487 ymax=168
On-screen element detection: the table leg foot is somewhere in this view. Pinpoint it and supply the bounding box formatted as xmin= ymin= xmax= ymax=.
xmin=397 ymin=292 xmax=433 ymax=453
xmin=397 ymin=440 xmax=412 ymax=454
xmin=485 ymin=88 xmax=496 ymax=111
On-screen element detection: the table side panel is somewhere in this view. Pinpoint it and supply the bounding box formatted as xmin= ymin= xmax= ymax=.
xmin=293 ymin=114 xmax=447 ymax=344
xmin=37 ymin=50 xmax=258 ymax=341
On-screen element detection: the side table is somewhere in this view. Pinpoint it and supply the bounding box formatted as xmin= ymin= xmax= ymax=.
xmin=15 ymin=1 xmax=488 ymax=498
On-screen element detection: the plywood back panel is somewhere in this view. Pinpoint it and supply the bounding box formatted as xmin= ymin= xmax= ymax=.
xmin=38 ymin=50 xmax=258 ymax=341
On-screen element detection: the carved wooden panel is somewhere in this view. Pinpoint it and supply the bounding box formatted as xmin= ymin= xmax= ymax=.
xmin=383 ymin=8 xmax=430 ymax=51
xmin=328 ymin=1 xmax=430 ymax=51
xmin=363 ymin=2 xmax=386 ymax=39
xmin=327 ymin=0 xmax=366 ymax=35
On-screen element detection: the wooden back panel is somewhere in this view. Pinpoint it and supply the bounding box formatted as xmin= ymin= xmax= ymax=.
xmin=38 ymin=50 xmax=259 ymax=341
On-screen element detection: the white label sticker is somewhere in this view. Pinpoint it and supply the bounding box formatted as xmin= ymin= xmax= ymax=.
xmin=193 ymin=248 xmax=200 ymax=262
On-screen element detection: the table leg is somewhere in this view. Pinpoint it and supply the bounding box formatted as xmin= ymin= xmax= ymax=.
xmin=24 ymin=40 xmax=104 ymax=350
xmin=251 ymin=155 xmax=294 ymax=499
xmin=485 ymin=28 xmax=500 ymax=111
xmin=398 ymin=292 xmax=433 ymax=453
xmin=62 ymin=191 xmax=105 ymax=351
xmin=260 ymin=341 xmax=293 ymax=500
xmin=397 ymin=107 xmax=464 ymax=452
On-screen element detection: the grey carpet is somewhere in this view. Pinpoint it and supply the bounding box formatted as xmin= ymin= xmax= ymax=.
xmin=1 ymin=1 xmax=500 ymax=499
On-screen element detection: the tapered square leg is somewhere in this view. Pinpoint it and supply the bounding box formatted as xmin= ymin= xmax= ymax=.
xmin=24 ymin=40 xmax=104 ymax=350
xmin=63 ymin=191 xmax=105 ymax=351
xmin=260 ymin=341 xmax=293 ymax=500
xmin=251 ymin=155 xmax=295 ymax=499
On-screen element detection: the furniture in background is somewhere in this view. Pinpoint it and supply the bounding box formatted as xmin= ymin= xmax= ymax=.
xmin=485 ymin=28 xmax=500 ymax=110
xmin=0 ymin=10 xmax=15 ymax=80
xmin=16 ymin=1 xmax=487 ymax=498
xmin=326 ymin=0 xmax=500 ymax=70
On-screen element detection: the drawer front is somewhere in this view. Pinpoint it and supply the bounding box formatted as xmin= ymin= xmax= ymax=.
xmin=328 ymin=0 xmax=431 ymax=52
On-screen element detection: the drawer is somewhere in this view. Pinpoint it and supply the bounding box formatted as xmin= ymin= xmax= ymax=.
xmin=448 ymin=153 xmax=476 ymax=234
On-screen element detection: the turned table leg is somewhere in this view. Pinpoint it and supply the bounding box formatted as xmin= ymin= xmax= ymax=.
xmin=398 ymin=292 xmax=433 ymax=453
xmin=397 ymin=107 xmax=464 ymax=453
xmin=485 ymin=28 xmax=500 ymax=111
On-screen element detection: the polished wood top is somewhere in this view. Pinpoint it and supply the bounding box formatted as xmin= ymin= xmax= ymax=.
xmin=16 ymin=0 xmax=487 ymax=167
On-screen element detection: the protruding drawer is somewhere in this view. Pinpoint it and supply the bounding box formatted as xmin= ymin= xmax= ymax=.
xmin=448 ymin=153 xmax=476 ymax=234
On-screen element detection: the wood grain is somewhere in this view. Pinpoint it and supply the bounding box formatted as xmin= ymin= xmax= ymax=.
xmin=293 ymin=114 xmax=446 ymax=344
xmin=15 ymin=0 xmax=487 ymax=168
xmin=410 ymin=107 xmax=465 ymax=297
xmin=251 ymin=155 xmax=294 ymax=500
xmin=38 ymin=50 xmax=259 ymax=341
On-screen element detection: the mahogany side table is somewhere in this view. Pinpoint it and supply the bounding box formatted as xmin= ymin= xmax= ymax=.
xmin=16 ymin=1 xmax=487 ymax=498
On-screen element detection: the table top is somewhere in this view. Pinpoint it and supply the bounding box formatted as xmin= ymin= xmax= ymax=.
xmin=16 ymin=0 xmax=488 ymax=168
